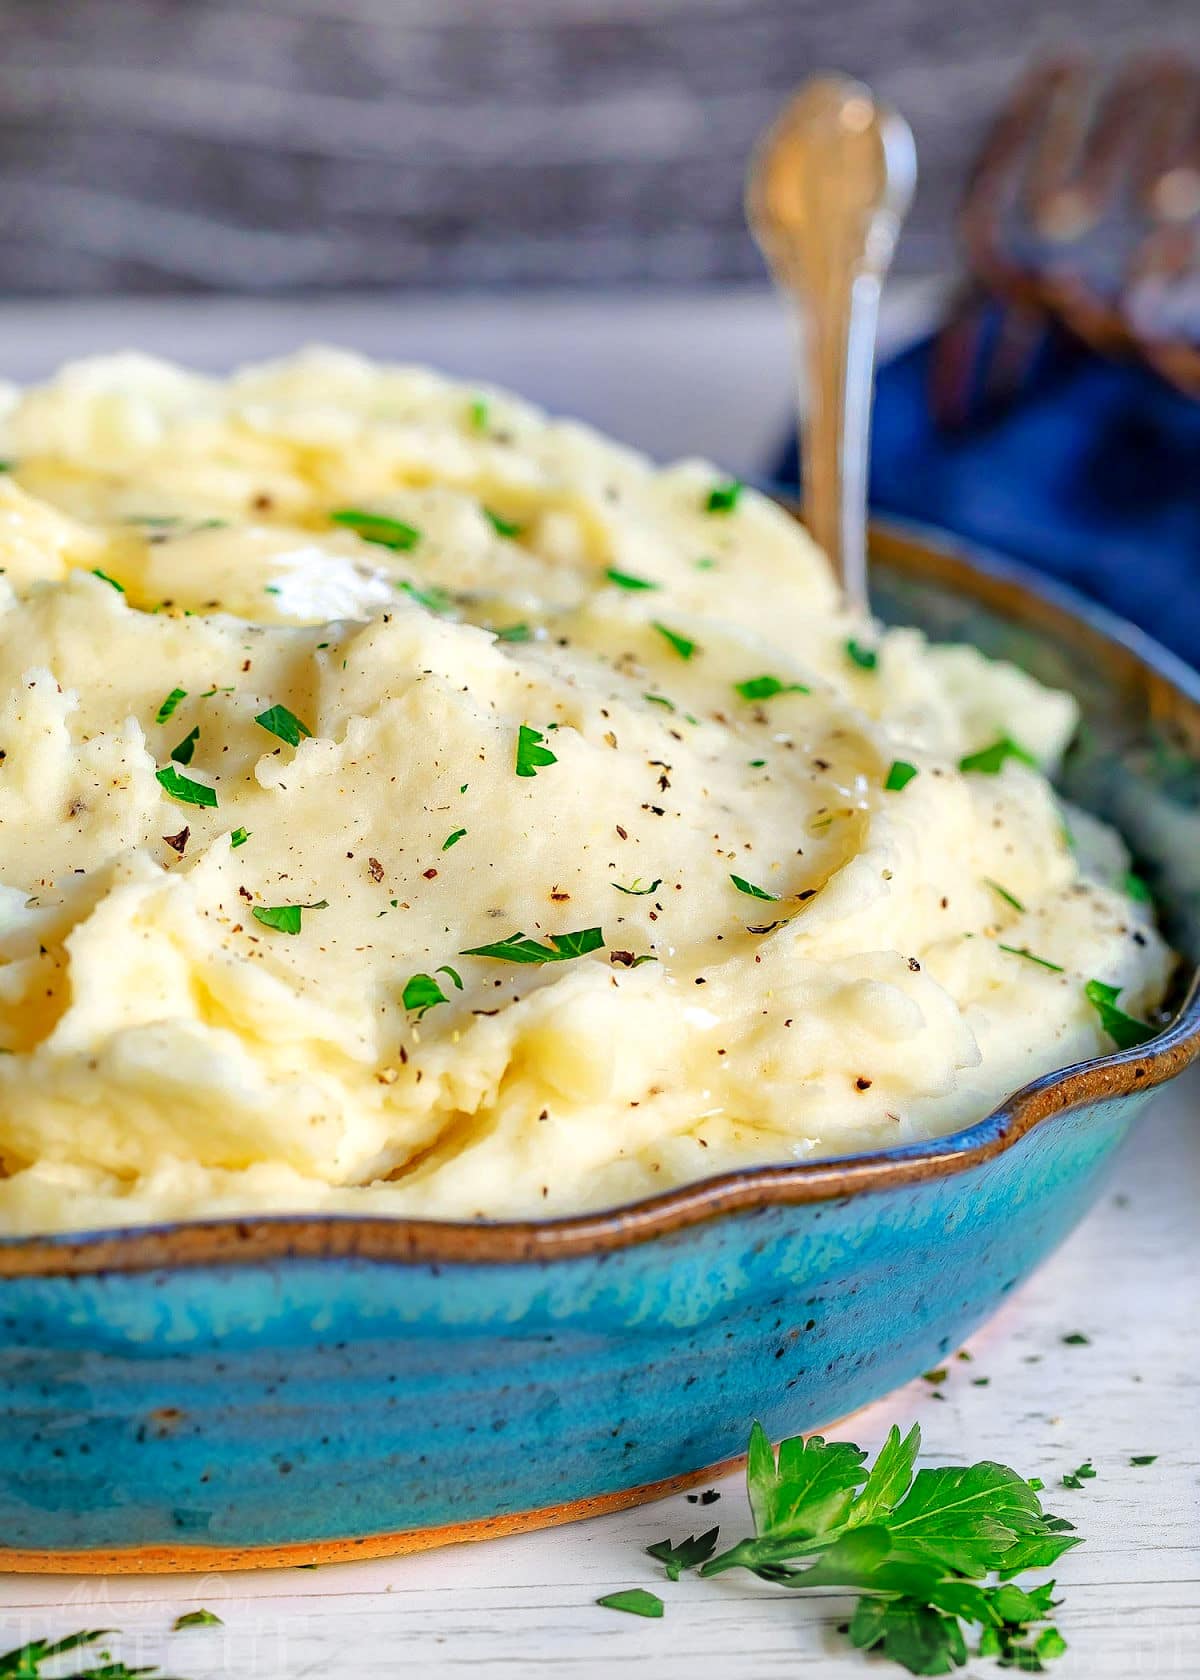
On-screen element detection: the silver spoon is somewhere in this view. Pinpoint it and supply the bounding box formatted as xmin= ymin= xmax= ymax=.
xmin=747 ymin=75 xmax=917 ymax=612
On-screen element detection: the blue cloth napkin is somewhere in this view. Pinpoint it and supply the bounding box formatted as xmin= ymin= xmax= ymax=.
xmin=772 ymin=331 xmax=1200 ymax=669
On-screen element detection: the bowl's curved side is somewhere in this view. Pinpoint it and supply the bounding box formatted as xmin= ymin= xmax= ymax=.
xmin=0 ymin=1082 xmax=1148 ymax=1570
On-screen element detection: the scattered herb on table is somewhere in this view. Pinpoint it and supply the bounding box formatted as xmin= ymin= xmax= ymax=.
xmin=605 ymin=566 xmax=659 ymax=591
xmin=1129 ymin=1455 xmax=1157 ymax=1466
xmin=251 ymin=901 xmax=328 ymax=936
xmin=173 ymin=1610 xmax=223 ymax=1630
xmin=845 ymin=638 xmax=878 ymax=670
xmin=730 ymin=874 xmax=779 ymax=902
xmin=652 ymin=622 xmax=696 ymax=660
xmin=705 ymin=479 xmax=742 ymax=514
xmin=1084 ymin=979 xmax=1156 ymax=1049
xmin=734 ymin=674 xmax=810 ymax=701
xmin=461 ymin=928 xmax=604 ymax=964
xmin=885 ymin=760 xmax=919 ymax=792
xmin=646 ymin=1526 xmax=720 ymax=1581
xmin=515 ymin=723 xmax=558 ymax=777
xmin=596 ymin=1588 xmax=665 ymax=1619
xmin=255 ymin=704 xmax=312 ymax=747
xmin=998 ymin=944 xmax=1065 ymax=973
xmin=155 ymin=687 xmax=188 ymax=724
xmin=330 ymin=508 xmax=421 ymax=551
xmin=1061 ymin=1461 xmax=1096 ymax=1489
xmin=959 ymin=737 xmax=1037 ymax=775
xmin=1061 ymin=1333 xmax=1090 ymax=1347
xmin=156 ymin=765 xmax=217 ymax=809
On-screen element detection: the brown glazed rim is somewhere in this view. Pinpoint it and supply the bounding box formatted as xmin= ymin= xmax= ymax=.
xmin=2 ymin=515 xmax=1198 ymax=1278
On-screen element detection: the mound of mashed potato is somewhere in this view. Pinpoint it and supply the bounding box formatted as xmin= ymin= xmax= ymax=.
xmin=0 ymin=348 xmax=1172 ymax=1234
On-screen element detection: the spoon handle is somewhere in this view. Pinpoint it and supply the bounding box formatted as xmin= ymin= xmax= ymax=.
xmin=748 ymin=76 xmax=916 ymax=611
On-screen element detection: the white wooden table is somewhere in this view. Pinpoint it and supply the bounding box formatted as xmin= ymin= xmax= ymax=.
xmin=0 ymin=291 xmax=1195 ymax=1678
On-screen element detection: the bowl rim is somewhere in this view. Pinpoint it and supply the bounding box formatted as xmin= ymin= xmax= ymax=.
xmin=2 ymin=514 xmax=1197 ymax=1277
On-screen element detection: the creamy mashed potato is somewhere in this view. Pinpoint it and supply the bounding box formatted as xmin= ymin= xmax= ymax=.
xmin=0 ymin=349 xmax=1172 ymax=1234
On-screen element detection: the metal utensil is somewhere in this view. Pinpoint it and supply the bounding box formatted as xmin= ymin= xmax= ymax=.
xmin=748 ymin=76 xmax=916 ymax=610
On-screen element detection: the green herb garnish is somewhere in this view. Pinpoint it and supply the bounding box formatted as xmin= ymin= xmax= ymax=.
xmin=461 ymin=928 xmax=604 ymax=965
xmin=646 ymin=1526 xmax=720 ymax=1581
xmin=483 ymin=507 xmax=521 ymax=539
xmin=734 ymin=674 xmax=810 ymax=701
xmin=251 ymin=900 xmax=328 ymax=935
xmin=255 ymin=703 xmax=313 ymax=748
xmin=613 ymin=877 xmax=662 ymax=896
xmin=694 ymin=556 xmax=717 ymax=570
xmin=230 ymin=827 xmax=250 ymax=848
xmin=469 ymin=397 xmax=489 ymax=432
xmin=173 ymin=1609 xmax=223 ymax=1629
xmin=1123 ymin=870 xmax=1152 ymax=904
xmin=331 ymin=508 xmax=420 ymax=551
xmin=442 ymin=828 xmax=467 ymax=851
xmin=596 ymin=1588 xmax=664 ymax=1619
xmin=1130 ymin=1455 xmax=1157 ymax=1466
xmin=705 ymin=479 xmax=742 ymax=514
xmin=515 ymin=723 xmax=557 ymax=778
xmin=155 ymin=687 xmax=187 ymax=724
xmin=402 ymin=966 xmax=463 ymax=1019
xmin=1061 ymin=1333 xmax=1090 ymax=1346
xmin=885 ymin=760 xmax=919 ymax=792
xmin=398 ymin=579 xmax=454 ymax=614
xmin=643 ymin=692 xmax=676 ymax=711
xmin=652 ymin=622 xmax=696 ymax=660
xmin=91 ymin=567 xmax=125 ymax=592
xmin=998 ymin=944 xmax=1065 ymax=973
xmin=730 ymin=874 xmax=778 ymax=901
xmin=169 ymin=725 xmax=199 ymax=766
xmin=156 ymin=765 xmax=217 ymax=808
xmin=845 ymin=638 xmax=878 ymax=670
xmin=1084 ymin=979 xmax=1156 ymax=1049
xmin=605 ymin=566 xmax=659 ymax=591
xmin=959 ymin=736 xmax=1037 ymax=775
xmin=493 ymin=622 xmax=532 ymax=642
xmin=984 ymin=879 xmax=1025 ymax=912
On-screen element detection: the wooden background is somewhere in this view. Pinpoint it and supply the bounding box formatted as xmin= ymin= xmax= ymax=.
xmin=0 ymin=0 xmax=1193 ymax=295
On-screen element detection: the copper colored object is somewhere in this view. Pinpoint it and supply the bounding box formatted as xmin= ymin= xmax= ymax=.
xmin=960 ymin=54 xmax=1200 ymax=395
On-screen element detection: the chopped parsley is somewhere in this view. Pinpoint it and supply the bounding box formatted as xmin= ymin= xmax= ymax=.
xmin=730 ymin=873 xmax=778 ymax=901
xmin=398 ymin=578 xmax=455 ymax=614
xmin=1084 ymin=978 xmax=1156 ymax=1049
xmin=169 ymin=725 xmax=199 ymax=766
xmin=493 ymin=622 xmax=531 ymax=642
xmin=652 ymin=622 xmax=697 ymax=660
xmin=643 ymin=692 xmax=676 ymax=711
xmin=984 ymin=878 xmax=1025 ymax=912
xmin=156 ymin=764 xmax=217 ymax=808
xmin=596 ymin=1588 xmax=664 ymax=1619
xmin=1061 ymin=1332 xmax=1090 ymax=1346
xmin=173 ymin=1609 xmax=223 ymax=1629
xmin=0 ymin=1629 xmax=179 ymax=1677
xmin=1123 ymin=870 xmax=1153 ymax=904
xmin=1130 ymin=1455 xmax=1157 ymax=1466
xmin=155 ymin=687 xmax=188 ymax=724
xmin=442 ymin=827 xmax=467 ymax=850
xmin=734 ymin=674 xmax=810 ymax=701
xmin=469 ymin=397 xmax=489 ymax=432
xmin=91 ymin=567 xmax=125 ymax=592
xmin=483 ymin=507 xmax=521 ymax=538
xmin=230 ymin=827 xmax=250 ymax=848
xmin=605 ymin=566 xmax=659 ymax=591
xmin=460 ymin=928 xmax=604 ymax=964
xmin=959 ymin=736 xmax=1037 ymax=774
xmin=885 ymin=760 xmax=918 ymax=792
xmin=705 ymin=479 xmax=742 ymax=514
xmin=694 ymin=555 xmax=718 ymax=570
xmin=613 ymin=877 xmax=662 ymax=896
xmin=646 ymin=1526 xmax=720 ymax=1581
xmin=845 ymin=638 xmax=878 ymax=670
xmin=998 ymin=943 xmax=1065 ymax=973
xmin=515 ymin=723 xmax=557 ymax=778
xmin=1062 ymin=1460 xmax=1096 ymax=1488
xmin=402 ymin=966 xmax=463 ymax=1019
xmin=255 ymin=703 xmax=313 ymax=748
xmin=330 ymin=508 xmax=421 ymax=551
xmin=251 ymin=900 xmax=328 ymax=935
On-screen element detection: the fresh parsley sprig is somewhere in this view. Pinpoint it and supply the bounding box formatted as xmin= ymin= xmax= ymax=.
xmin=0 ymin=1627 xmax=183 ymax=1679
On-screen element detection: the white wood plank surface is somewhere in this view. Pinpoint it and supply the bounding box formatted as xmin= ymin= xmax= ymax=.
xmin=0 ymin=292 xmax=1195 ymax=1676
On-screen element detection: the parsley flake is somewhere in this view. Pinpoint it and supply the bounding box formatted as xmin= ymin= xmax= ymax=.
xmin=1061 ymin=1332 xmax=1091 ymax=1346
xmin=597 ymin=1588 xmax=664 ymax=1619
xmin=230 ymin=827 xmax=250 ymax=848
xmin=331 ymin=508 xmax=421 ymax=551
xmin=398 ymin=579 xmax=454 ymax=614
xmin=694 ymin=555 xmax=718 ymax=570
xmin=705 ymin=479 xmax=742 ymax=514
xmin=1130 ymin=1455 xmax=1157 ymax=1466
xmin=173 ymin=1609 xmax=223 ymax=1629
xmin=734 ymin=674 xmax=810 ymax=701
xmin=730 ymin=874 xmax=779 ymax=901
xmin=461 ymin=928 xmax=604 ymax=964
xmin=959 ymin=736 xmax=1037 ymax=774
xmin=91 ymin=567 xmax=125 ymax=592
xmin=483 ymin=506 xmax=521 ymax=539
xmin=1123 ymin=870 xmax=1153 ymax=904
xmin=493 ymin=622 xmax=531 ymax=642
xmin=442 ymin=828 xmax=467 ymax=850
xmin=613 ymin=877 xmax=662 ymax=896
xmin=155 ymin=687 xmax=187 ymax=724
xmin=255 ymin=703 xmax=313 ymax=748
xmin=402 ymin=966 xmax=463 ymax=1019
xmin=985 ymin=878 xmax=1025 ymax=912
xmin=885 ymin=760 xmax=919 ymax=792
xmin=170 ymin=725 xmax=199 ymax=765
xmin=251 ymin=900 xmax=328 ymax=935
xmin=605 ymin=566 xmax=659 ymax=591
xmin=469 ymin=397 xmax=489 ymax=432
xmin=156 ymin=765 xmax=217 ymax=808
xmin=652 ymin=622 xmax=697 ymax=660
xmin=999 ymin=943 xmax=1065 ymax=973
xmin=646 ymin=1526 xmax=720 ymax=1581
xmin=515 ymin=723 xmax=557 ymax=778
xmin=845 ymin=638 xmax=878 ymax=670
xmin=1084 ymin=979 xmax=1156 ymax=1049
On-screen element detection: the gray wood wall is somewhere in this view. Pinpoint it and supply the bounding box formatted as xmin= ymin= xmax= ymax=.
xmin=0 ymin=0 xmax=1193 ymax=294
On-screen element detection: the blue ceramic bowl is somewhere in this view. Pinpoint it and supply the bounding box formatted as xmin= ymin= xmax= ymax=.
xmin=2 ymin=519 xmax=1197 ymax=1573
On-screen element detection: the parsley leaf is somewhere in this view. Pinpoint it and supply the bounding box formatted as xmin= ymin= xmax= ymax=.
xmin=1123 ymin=870 xmax=1153 ymax=904
xmin=735 ymin=674 xmax=810 ymax=701
xmin=605 ymin=566 xmax=659 ymax=591
xmin=515 ymin=723 xmax=557 ymax=777
xmin=493 ymin=622 xmax=531 ymax=642
xmin=1130 ymin=1455 xmax=1157 ymax=1466
xmin=483 ymin=507 xmax=521 ymax=538
xmin=984 ymin=878 xmax=1025 ymax=912
xmin=1084 ymin=979 xmax=1156 ymax=1049
xmin=613 ymin=877 xmax=662 ymax=896
xmin=91 ymin=567 xmax=125 ymax=592
xmin=251 ymin=900 xmax=328 ymax=935
xmin=170 ymin=725 xmax=199 ymax=766
xmin=255 ymin=703 xmax=313 ymax=748
xmin=460 ymin=928 xmax=604 ymax=964
xmin=705 ymin=479 xmax=742 ymax=514
xmin=998 ymin=944 xmax=1065 ymax=973
xmin=155 ymin=687 xmax=188 ymax=724
xmin=156 ymin=765 xmax=217 ymax=808
xmin=398 ymin=578 xmax=455 ymax=614
xmin=652 ymin=622 xmax=697 ymax=660
xmin=730 ymin=873 xmax=779 ymax=901
xmin=596 ymin=1588 xmax=664 ymax=1618
xmin=402 ymin=965 xmax=463 ymax=1019
xmin=959 ymin=736 xmax=1036 ymax=774
xmin=230 ymin=827 xmax=250 ymax=848
xmin=885 ymin=760 xmax=918 ymax=792
xmin=646 ymin=1526 xmax=720 ymax=1581
xmin=173 ymin=1609 xmax=223 ymax=1629
xmin=442 ymin=827 xmax=467 ymax=850
xmin=331 ymin=508 xmax=421 ymax=551
xmin=845 ymin=638 xmax=878 ymax=670
xmin=0 ymin=1627 xmax=180 ymax=1677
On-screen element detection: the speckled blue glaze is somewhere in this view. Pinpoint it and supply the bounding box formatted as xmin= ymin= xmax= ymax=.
xmin=0 ymin=524 xmax=1196 ymax=1564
